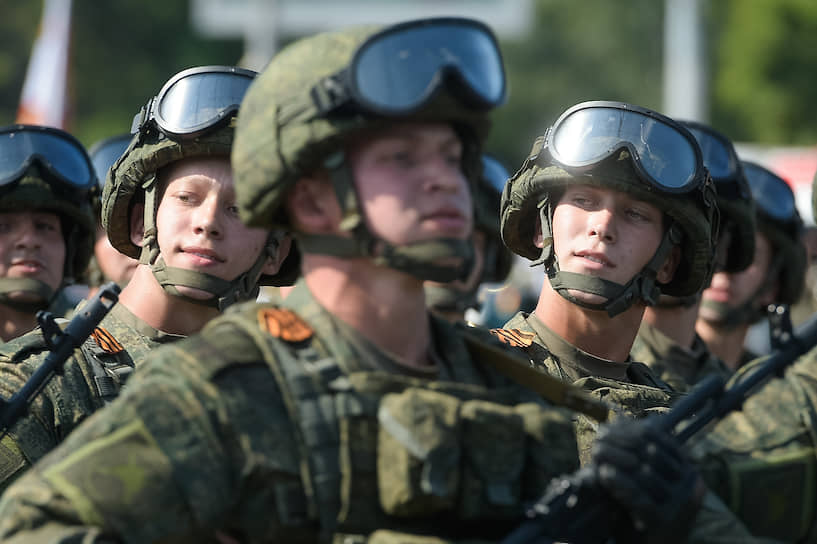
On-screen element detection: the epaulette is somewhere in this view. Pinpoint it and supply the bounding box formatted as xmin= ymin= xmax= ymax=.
xmin=489 ymin=327 xmax=536 ymax=348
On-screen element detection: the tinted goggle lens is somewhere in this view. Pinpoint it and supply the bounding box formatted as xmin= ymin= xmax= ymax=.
xmin=548 ymin=106 xmax=701 ymax=192
xmin=90 ymin=135 xmax=131 ymax=186
xmin=685 ymin=126 xmax=737 ymax=180
xmin=743 ymin=163 xmax=796 ymax=221
xmin=351 ymin=20 xmax=505 ymax=113
xmin=0 ymin=127 xmax=95 ymax=191
xmin=481 ymin=154 xmax=510 ymax=193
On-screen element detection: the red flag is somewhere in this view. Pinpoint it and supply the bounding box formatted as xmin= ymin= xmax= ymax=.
xmin=16 ymin=0 xmax=73 ymax=128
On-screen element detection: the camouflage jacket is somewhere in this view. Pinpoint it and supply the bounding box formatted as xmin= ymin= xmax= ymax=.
xmin=0 ymin=281 xmax=584 ymax=543
xmin=0 ymin=302 xmax=183 ymax=491
xmin=500 ymin=311 xmax=782 ymax=544
xmin=631 ymin=321 xmax=733 ymax=393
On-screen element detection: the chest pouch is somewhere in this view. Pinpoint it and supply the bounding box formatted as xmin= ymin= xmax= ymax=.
xmin=333 ymin=373 xmax=578 ymax=539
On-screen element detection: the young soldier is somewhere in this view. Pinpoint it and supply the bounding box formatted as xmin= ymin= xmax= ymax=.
xmin=425 ymin=153 xmax=513 ymax=323
xmin=0 ymin=19 xmax=705 ymax=544
xmin=497 ymin=101 xmax=776 ymax=541
xmin=0 ymin=65 xmax=291 ymax=490
xmin=696 ymin=160 xmax=807 ymax=369
xmin=631 ymin=122 xmax=754 ymax=391
xmin=0 ymin=125 xmax=97 ymax=342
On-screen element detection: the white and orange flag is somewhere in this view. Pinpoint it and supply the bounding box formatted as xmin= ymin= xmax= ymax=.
xmin=16 ymin=0 xmax=73 ymax=129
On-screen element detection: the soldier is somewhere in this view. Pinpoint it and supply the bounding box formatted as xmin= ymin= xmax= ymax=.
xmin=0 ymin=19 xmax=705 ymax=544
xmin=0 ymin=125 xmax=96 ymax=342
xmin=497 ymin=101 xmax=776 ymax=541
xmin=425 ymin=153 xmax=513 ymax=323
xmin=632 ymin=121 xmax=753 ymax=391
xmin=696 ymin=160 xmax=806 ymax=369
xmin=0 ymin=65 xmax=292 ymax=490
xmin=86 ymin=133 xmax=139 ymax=290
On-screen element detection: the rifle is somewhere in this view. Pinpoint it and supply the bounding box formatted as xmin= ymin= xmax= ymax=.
xmin=503 ymin=310 xmax=817 ymax=544
xmin=0 ymin=282 xmax=121 ymax=439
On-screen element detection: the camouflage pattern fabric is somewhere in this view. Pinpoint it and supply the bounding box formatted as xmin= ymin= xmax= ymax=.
xmin=0 ymin=280 xmax=584 ymax=542
xmin=688 ymin=350 xmax=817 ymax=542
xmin=500 ymin=311 xmax=783 ymax=543
xmin=631 ymin=321 xmax=734 ymax=393
xmin=0 ymin=302 xmax=184 ymax=492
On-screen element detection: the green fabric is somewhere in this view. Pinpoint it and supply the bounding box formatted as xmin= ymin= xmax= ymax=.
xmin=631 ymin=322 xmax=734 ymax=393
xmin=500 ymin=311 xmax=782 ymax=543
xmin=0 ymin=281 xmax=588 ymax=542
xmin=0 ymin=302 xmax=183 ymax=493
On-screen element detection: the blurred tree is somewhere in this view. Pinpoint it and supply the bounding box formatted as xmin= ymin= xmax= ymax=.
xmin=711 ymin=0 xmax=817 ymax=145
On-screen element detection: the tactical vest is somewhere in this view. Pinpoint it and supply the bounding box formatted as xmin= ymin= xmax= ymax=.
xmin=79 ymin=327 xmax=134 ymax=404
xmin=215 ymin=305 xmax=582 ymax=544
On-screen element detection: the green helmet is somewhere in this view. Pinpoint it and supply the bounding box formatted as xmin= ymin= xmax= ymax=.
xmin=501 ymin=102 xmax=720 ymax=317
xmin=681 ymin=121 xmax=756 ymax=274
xmin=743 ymin=161 xmax=805 ymax=305
xmin=233 ymin=17 xmax=505 ymax=283
xmin=103 ymin=66 xmax=291 ymax=310
xmin=0 ymin=125 xmax=96 ymax=311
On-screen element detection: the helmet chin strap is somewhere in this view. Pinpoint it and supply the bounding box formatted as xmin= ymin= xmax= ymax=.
xmin=294 ymin=151 xmax=475 ymax=283
xmin=532 ymin=195 xmax=682 ymax=318
xmin=139 ymin=178 xmax=279 ymax=311
xmin=699 ymin=253 xmax=784 ymax=330
xmin=0 ymin=277 xmax=55 ymax=313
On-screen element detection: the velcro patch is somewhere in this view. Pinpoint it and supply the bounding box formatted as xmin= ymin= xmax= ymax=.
xmin=257 ymin=308 xmax=313 ymax=342
xmin=490 ymin=328 xmax=535 ymax=348
xmin=91 ymin=327 xmax=124 ymax=354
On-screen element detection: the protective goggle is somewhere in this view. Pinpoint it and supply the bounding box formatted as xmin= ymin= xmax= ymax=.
xmin=131 ymin=66 xmax=257 ymax=139
xmin=542 ymin=101 xmax=707 ymax=194
xmin=88 ymin=133 xmax=132 ymax=187
xmin=311 ymin=17 xmax=506 ymax=116
xmin=741 ymin=161 xmax=798 ymax=223
xmin=682 ymin=121 xmax=751 ymax=201
xmin=481 ymin=153 xmax=510 ymax=193
xmin=0 ymin=125 xmax=97 ymax=204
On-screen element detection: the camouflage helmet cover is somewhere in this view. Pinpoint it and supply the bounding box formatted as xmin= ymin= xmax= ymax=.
xmin=501 ymin=136 xmax=719 ymax=297
xmin=233 ymin=22 xmax=492 ymax=231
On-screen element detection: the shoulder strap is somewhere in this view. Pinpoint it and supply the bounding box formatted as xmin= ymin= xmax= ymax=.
xmin=80 ymin=327 xmax=134 ymax=404
xmin=461 ymin=324 xmax=609 ymax=422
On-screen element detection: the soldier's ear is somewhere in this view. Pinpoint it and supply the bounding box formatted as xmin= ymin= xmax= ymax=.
xmin=261 ymin=235 xmax=293 ymax=276
xmin=129 ymin=203 xmax=145 ymax=247
xmin=657 ymin=245 xmax=681 ymax=284
xmin=285 ymin=171 xmax=342 ymax=234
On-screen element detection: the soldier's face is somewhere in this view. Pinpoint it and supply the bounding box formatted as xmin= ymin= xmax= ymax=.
xmin=153 ymin=157 xmax=272 ymax=301
xmin=700 ymin=231 xmax=776 ymax=317
xmin=346 ymin=122 xmax=473 ymax=246
xmin=0 ymin=211 xmax=66 ymax=297
xmin=95 ymin=224 xmax=138 ymax=286
xmin=546 ymin=184 xmax=675 ymax=306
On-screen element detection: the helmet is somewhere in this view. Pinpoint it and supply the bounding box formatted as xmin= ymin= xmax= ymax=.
xmin=743 ymin=161 xmax=805 ymax=305
xmin=103 ymin=65 xmax=291 ymax=310
xmin=233 ymin=17 xmax=506 ymax=283
xmin=681 ymin=121 xmax=755 ymax=273
xmin=0 ymin=125 xmax=96 ymax=310
xmin=501 ymin=102 xmax=720 ymax=317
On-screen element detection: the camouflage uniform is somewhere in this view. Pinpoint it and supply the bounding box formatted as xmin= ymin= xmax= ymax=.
xmin=0 ymin=280 xmax=583 ymax=542
xmin=497 ymin=104 xmax=782 ymax=543
xmin=0 ymin=302 xmax=182 ymax=491
xmin=631 ymin=322 xmax=733 ymax=393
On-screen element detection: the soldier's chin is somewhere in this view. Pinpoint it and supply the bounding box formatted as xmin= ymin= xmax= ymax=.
xmin=174 ymin=285 xmax=215 ymax=301
xmin=565 ymin=288 xmax=609 ymax=307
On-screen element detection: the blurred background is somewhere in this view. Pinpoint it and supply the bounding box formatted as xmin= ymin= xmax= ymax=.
xmin=5 ymin=0 xmax=817 ymax=328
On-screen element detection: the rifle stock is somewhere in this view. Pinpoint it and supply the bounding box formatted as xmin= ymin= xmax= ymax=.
xmin=0 ymin=282 xmax=120 ymax=438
